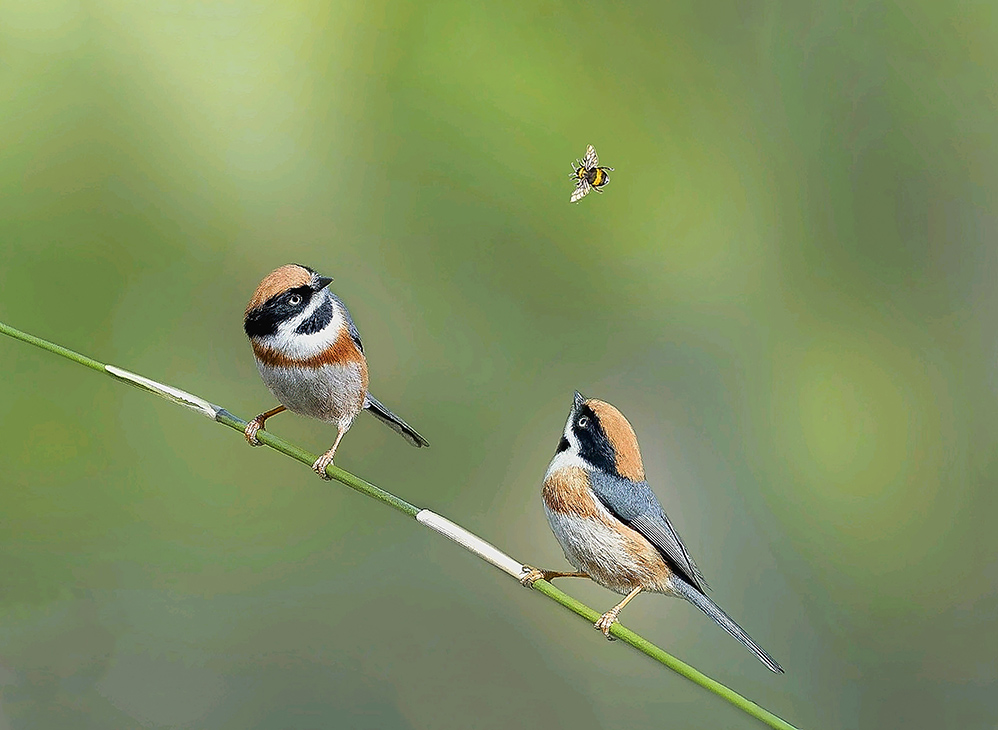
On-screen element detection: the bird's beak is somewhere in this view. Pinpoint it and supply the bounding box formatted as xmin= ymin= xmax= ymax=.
xmin=573 ymin=391 xmax=585 ymax=410
xmin=314 ymin=276 xmax=333 ymax=290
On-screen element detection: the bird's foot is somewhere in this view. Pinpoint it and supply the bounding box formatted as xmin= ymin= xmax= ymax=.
xmin=244 ymin=417 xmax=265 ymax=446
xmin=311 ymin=452 xmax=335 ymax=480
xmin=595 ymin=610 xmax=619 ymax=640
xmin=520 ymin=568 xmax=590 ymax=587
xmin=519 ymin=566 xmax=546 ymax=587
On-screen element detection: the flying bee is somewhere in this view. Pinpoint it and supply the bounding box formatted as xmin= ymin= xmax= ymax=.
xmin=570 ymin=144 xmax=614 ymax=202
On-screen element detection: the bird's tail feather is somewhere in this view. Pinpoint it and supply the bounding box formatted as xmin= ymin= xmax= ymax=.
xmin=364 ymin=394 xmax=429 ymax=448
xmin=672 ymin=577 xmax=784 ymax=673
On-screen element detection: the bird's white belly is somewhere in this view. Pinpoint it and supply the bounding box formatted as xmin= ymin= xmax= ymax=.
xmin=256 ymin=362 xmax=365 ymax=427
xmin=543 ymin=505 xmax=671 ymax=595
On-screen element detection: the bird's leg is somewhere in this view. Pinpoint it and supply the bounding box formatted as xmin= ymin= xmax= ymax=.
xmin=244 ymin=405 xmax=286 ymax=446
xmin=311 ymin=427 xmax=347 ymax=480
xmin=595 ymin=586 xmax=642 ymax=638
xmin=519 ymin=566 xmax=590 ymax=587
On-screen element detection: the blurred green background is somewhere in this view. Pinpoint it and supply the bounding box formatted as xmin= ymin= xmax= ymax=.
xmin=1 ymin=1 xmax=996 ymax=728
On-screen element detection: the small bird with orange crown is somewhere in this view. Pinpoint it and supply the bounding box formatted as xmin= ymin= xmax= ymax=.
xmin=243 ymin=264 xmax=428 ymax=478
xmin=522 ymin=392 xmax=783 ymax=673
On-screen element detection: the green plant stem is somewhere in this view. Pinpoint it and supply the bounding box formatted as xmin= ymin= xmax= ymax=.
xmin=0 ymin=320 xmax=799 ymax=730
xmin=214 ymin=408 xmax=420 ymax=517
xmin=0 ymin=321 xmax=106 ymax=372
xmin=531 ymin=578 xmax=797 ymax=729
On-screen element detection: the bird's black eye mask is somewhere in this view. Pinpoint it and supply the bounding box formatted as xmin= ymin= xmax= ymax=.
xmin=244 ymin=286 xmax=314 ymax=338
xmin=570 ymin=404 xmax=619 ymax=477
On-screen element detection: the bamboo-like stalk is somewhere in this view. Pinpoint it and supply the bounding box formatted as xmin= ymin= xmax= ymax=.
xmin=0 ymin=320 xmax=800 ymax=730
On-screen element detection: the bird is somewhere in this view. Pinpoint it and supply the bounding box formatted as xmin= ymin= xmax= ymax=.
xmin=570 ymin=144 xmax=614 ymax=202
xmin=521 ymin=391 xmax=783 ymax=673
xmin=242 ymin=263 xmax=428 ymax=478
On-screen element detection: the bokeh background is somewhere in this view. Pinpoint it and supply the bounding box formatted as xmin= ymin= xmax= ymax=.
xmin=1 ymin=1 xmax=996 ymax=728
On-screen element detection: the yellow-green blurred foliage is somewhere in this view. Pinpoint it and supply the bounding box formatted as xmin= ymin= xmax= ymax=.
xmin=2 ymin=1 xmax=996 ymax=728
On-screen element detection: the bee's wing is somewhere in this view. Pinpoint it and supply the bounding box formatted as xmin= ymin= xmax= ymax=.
xmin=570 ymin=179 xmax=591 ymax=202
xmin=583 ymin=145 xmax=598 ymax=169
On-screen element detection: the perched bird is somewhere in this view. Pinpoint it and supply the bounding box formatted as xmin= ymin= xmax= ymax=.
xmin=522 ymin=392 xmax=783 ymax=673
xmin=570 ymin=144 xmax=614 ymax=202
xmin=242 ymin=264 xmax=428 ymax=478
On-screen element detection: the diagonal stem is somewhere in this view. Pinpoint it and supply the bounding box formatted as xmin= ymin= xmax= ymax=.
xmin=0 ymin=320 xmax=799 ymax=730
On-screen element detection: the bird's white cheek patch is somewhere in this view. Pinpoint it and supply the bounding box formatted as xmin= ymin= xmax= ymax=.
xmin=543 ymin=417 xmax=592 ymax=480
xmin=258 ymin=302 xmax=345 ymax=360
xmin=544 ymin=450 xmax=589 ymax=481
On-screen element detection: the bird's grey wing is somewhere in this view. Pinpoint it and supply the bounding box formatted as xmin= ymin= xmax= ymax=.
xmin=589 ymin=470 xmax=708 ymax=592
xmin=346 ymin=320 xmax=364 ymax=353
xmin=329 ymin=293 xmax=364 ymax=353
